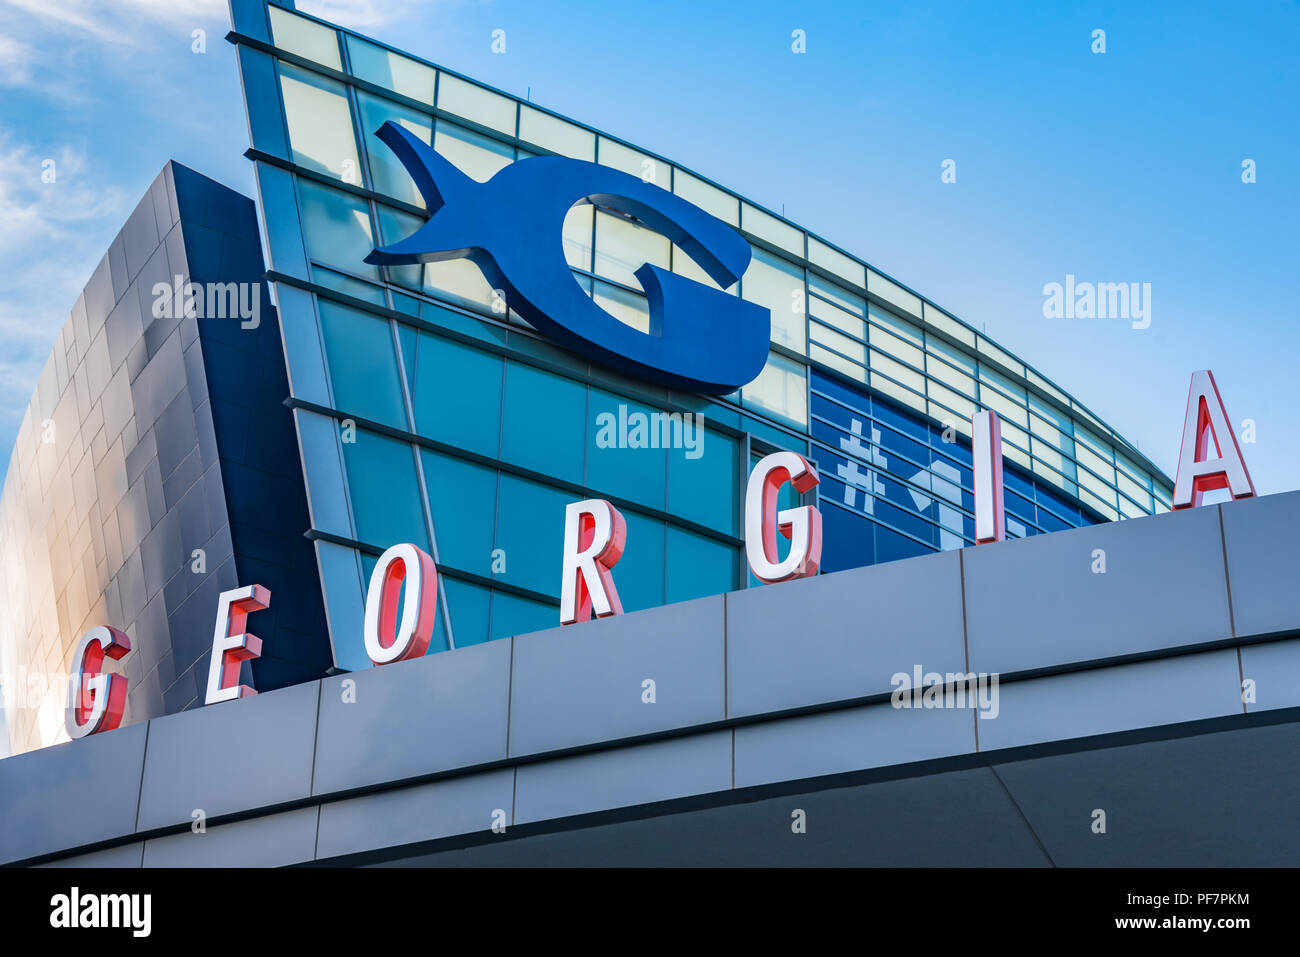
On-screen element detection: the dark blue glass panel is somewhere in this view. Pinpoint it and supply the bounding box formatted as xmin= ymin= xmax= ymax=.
xmin=875 ymin=523 xmax=932 ymax=564
xmin=821 ymin=502 xmax=876 ymax=574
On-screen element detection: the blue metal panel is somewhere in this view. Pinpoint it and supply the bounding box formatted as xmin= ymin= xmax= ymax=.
xmin=727 ymin=550 xmax=967 ymax=717
xmin=0 ymin=722 xmax=147 ymax=865
xmin=312 ymin=639 xmax=510 ymax=794
xmin=1221 ymin=490 xmax=1300 ymax=638
xmin=963 ymin=506 xmax=1232 ymax=675
xmin=141 ymin=806 xmax=318 ymax=867
xmin=315 ymin=769 xmax=514 ymax=860
xmin=734 ymin=700 xmax=975 ymax=789
xmin=513 ymin=731 xmax=731 ymax=825
xmin=135 ymin=681 xmax=319 ymax=830
xmin=977 ymin=650 xmax=1242 ymax=752
xmin=508 ymin=596 xmax=724 ymax=757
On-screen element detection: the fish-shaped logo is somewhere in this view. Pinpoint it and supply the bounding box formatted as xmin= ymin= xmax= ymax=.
xmin=364 ymin=121 xmax=770 ymax=394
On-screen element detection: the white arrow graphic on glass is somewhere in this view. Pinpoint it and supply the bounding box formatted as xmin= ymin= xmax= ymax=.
xmin=907 ymin=460 xmax=965 ymax=550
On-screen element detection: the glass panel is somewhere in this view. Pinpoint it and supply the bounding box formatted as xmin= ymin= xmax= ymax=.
xmin=868 ymin=302 xmax=922 ymax=346
xmin=741 ymin=203 xmax=803 ymax=255
xmin=671 ymin=244 xmax=730 ymax=291
xmin=808 ymin=274 xmax=864 ymax=316
xmin=594 ymin=208 xmax=670 ymax=288
xmin=586 ymin=389 xmax=668 ymax=509
xmin=318 ymin=301 xmax=405 ymax=429
xmin=977 ymin=336 xmax=1024 ymax=376
xmin=489 ymin=591 xmax=555 ymax=640
xmin=373 ymin=205 xmax=424 ymax=290
xmin=410 ymin=330 xmax=504 ymax=458
xmin=808 ymin=237 xmax=865 ymax=288
xmin=420 ymin=450 xmax=497 ymax=577
xmin=562 ymin=204 xmax=593 ymax=270
xmin=279 ymin=63 xmax=360 ymax=183
xmin=869 ymin=269 xmax=923 ymax=320
xmin=592 ymin=279 xmax=650 ymax=334
xmin=356 ymin=91 xmax=432 ymax=206
xmin=444 ymin=579 xmax=491 ymax=647
xmin=597 ymin=138 xmax=671 ymax=190
xmin=811 ymin=344 xmax=867 ymax=383
xmin=346 ymin=35 xmax=435 ymax=103
xmin=672 ymin=168 xmax=738 ymax=224
xmin=869 ymin=349 xmax=925 ymax=395
xmin=810 ymin=321 xmax=865 ymax=364
xmin=436 ymin=73 xmax=516 ymax=134
xmin=614 ymin=512 xmax=665 ymax=613
xmin=341 ymin=430 xmax=429 ymax=551
xmin=297 ymin=178 xmax=379 ymax=279
xmin=666 ymin=528 xmax=736 ymax=603
xmin=742 ymin=352 xmax=807 ymax=427
xmin=920 ymin=301 xmax=974 ymax=345
xmin=434 ymin=121 xmax=514 ymax=183
xmin=269 ymin=6 xmax=341 ymax=70
xmin=493 ymin=474 xmax=572 ymax=596
xmin=666 ymin=424 xmax=738 ymax=534
xmin=871 ymin=324 xmax=924 ymax=371
xmin=742 ymin=247 xmax=806 ymax=352
xmin=519 ymin=105 xmax=595 ymax=159
xmin=809 ymin=294 xmax=864 ymax=339
xmin=500 ymin=362 xmax=587 ymax=484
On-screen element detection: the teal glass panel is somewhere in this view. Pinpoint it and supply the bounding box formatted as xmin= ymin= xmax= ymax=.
xmin=341 ymin=429 xmax=429 ymax=552
xmin=613 ymin=511 xmax=664 ymax=613
xmin=410 ymin=330 xmax=503 ymax=458
xmin=420 ymin=449 xmax=497 ymax=577
xmin=358 ymin=551 xmax=449 ymax=655
xmin=444 ymin=578 xmax=491 ymax=647
xmin=666 ymin=426 xmax=738 ymax=534
xmin=586 ymin=388 xmax=667 ymax=509
xmin=666 ymin=527 xmax=737 ymax=604
xmin=374 ymin=205 xmax=424 ymax=290
xmin=355 ymin=91 xmax=433 ymax=206
xmin=317 ymin=301 xmax=406 ymax=429
xmin=493 ymin=474 xmax=571 ymax=597
xmin=490 ymin=590 xmax=556 ymax=641
xmin=500 ymin=361 xmax=586 ymax=484
xmin=298 ymin=178 xmax=380 ymax=280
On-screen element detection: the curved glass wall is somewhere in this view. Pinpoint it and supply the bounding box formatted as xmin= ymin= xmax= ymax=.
xmin=240 ymin=4 xmax=1174 ymax=668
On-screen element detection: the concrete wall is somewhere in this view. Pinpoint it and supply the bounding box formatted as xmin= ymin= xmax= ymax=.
xmin=2 ymin=489 xmax=1299 ymax=866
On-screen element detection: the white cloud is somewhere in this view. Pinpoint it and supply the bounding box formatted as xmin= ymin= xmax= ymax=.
xmin=0 ymin=0 xmax=226 ymax=48
xmin=0 ymin=33 xmax=34 ymax=86
xmin=0 ymin=132 xmax=127 ymax=439
xmin=295 ymin=0 xmax=484 ymax=30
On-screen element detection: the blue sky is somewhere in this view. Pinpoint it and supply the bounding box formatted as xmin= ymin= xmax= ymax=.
xmin=0 ymin=0 xmax=1296 ymax=494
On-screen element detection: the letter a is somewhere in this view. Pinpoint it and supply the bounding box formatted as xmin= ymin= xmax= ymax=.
xmin=1173 ymin=370 xmax=1255 ymax=509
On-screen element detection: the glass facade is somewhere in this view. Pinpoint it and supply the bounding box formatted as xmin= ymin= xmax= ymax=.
xmin=233 ymin=1 xmax=1173 ymax=670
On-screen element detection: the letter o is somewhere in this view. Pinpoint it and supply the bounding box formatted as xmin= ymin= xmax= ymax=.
xmin=363 ymin=543 xmax=439 ymax=665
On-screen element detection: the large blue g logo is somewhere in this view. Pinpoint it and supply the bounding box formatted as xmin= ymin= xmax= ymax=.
xmin=364 ymin=122 xmax=770 ymax=394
